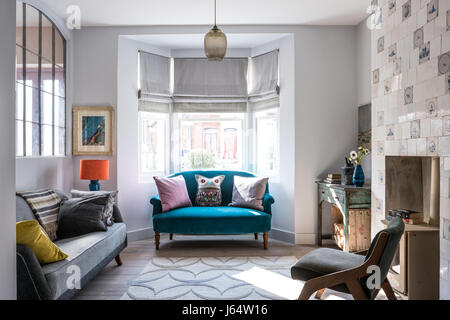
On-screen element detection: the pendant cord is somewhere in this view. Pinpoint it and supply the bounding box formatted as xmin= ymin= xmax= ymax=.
xmin=214 ymin=0 xmax=217 ymax=26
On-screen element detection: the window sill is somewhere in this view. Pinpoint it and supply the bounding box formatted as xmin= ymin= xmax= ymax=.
xmin=16 ymin=155 xmax=70 ymax=160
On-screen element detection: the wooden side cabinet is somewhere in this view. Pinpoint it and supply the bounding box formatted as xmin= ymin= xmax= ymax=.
xmin=316 ymin=181 xmax=371 ymax=252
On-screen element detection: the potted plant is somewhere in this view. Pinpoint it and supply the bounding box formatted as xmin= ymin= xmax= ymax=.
xmin=349 ymin=147 xmax=370 ymax=187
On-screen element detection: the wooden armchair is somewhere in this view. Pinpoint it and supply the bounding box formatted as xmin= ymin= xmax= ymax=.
xmin=291 ymin=217 xmax=404 ymax=300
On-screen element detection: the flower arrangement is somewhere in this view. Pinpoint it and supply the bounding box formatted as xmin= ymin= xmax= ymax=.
xmin=350 ymin=146 xmax=370 ymax=165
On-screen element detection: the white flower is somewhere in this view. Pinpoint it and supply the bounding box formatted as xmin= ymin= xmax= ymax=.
xmin=350 ymin=151 xmax=358 ymax=159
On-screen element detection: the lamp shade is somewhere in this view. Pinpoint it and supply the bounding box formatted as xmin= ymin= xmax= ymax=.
xmin=80 ymin=160 xmax=109 ymax=181
xmin=204 ymin=26 xmax=227 ymax=61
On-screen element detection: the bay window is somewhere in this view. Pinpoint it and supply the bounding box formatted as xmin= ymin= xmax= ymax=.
xmin=137 ymin=50 xmax=280 ymax=179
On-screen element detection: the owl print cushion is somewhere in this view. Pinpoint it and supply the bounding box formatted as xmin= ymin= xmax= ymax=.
xmin=195 ymin=175 xmax=225 ymax=207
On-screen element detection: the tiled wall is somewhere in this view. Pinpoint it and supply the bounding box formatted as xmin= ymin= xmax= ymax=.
xmin=371 ymin=0 xmax=450 ymax=299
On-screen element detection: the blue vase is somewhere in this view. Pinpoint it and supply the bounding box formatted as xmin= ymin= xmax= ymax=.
xmin=352 ymin=165 xmax=365 ymax=187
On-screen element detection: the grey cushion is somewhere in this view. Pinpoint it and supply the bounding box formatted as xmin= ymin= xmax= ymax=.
xmin=291 ymin=248 xmax=365 ymax=293
xmin=43 ymin=222 xmax=126 ymax=299
xmin=16 ymin=190 xmax=69 ymax=222
xmin=229 ymin=176 xmax=269 ymax=211
xmin=57 ymin=196 xmax=110 ymax=239
xmin=71 ymin=190 xmax=118 ymax=226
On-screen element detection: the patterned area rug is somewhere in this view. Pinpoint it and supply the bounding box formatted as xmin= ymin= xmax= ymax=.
xmin=120 ymin=256 xmax=397 ymax=300
xmin=121 ymin=256 xmax=302 ymax=300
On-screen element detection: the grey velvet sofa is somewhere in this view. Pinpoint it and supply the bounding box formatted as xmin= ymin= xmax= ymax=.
xmin=16 ymin=193 xmax=127 ymax=300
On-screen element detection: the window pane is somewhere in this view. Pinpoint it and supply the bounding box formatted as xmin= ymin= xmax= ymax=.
xmin=16 ymin=2 xmax=24 ymax=46
xmin=25 ymin=121 xmax=40 ymax=156
xmin=25 ymin=50 xmax=39 ymax=88
xmin=179 ymin=113 xmax=243 ymax=170
xmin=16 ymin=120 xmax=24 ymax=157
xmin=41 ymin=62 xmax=53 ymax=94
xmin=41 ymin=92 xmax=53 ymax=125
xmin=54 ymin=96 xmax=65 ymax=127
xmin=41 ymin=124 xmax=53 ymax=156
xmin=25 ymin=86 xmax=39 ymax=123
xmin=140 ymin=113 xmax=166 ymax=173
xmin=256 ymin=110 xmax=279 ymax=176
xmin=16 ymin=45 xmax=23 ymax=83
xmin=55 ymin=30 xmax=64 ymax=68
xmin=41 ymin=15 xmax=52 ymax=62
xmin=55 ymin=66 xmax=65 ymax=97
xmin=25 ymin=4 xmax=40 ymax=55
xmin=54 ymin=127 xmax=65 ymax=156
xmin=16 ymin=82 xmax=24 ymax=120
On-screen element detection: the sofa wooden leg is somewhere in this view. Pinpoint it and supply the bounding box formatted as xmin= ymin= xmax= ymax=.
xmin=155 ymin=232 xmax=160 ymax=250
xmin=170 ymin=233 xmax=173 ymax=240
xmin=263 ymin=232 xmax=268 ymax=250
xmin=114 ymin=254 xmax=123 ymax=266
xmin=254 ymin=233 xmax=258 ymax=240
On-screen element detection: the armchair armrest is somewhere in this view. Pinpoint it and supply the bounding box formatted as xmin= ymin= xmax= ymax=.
xmin=150 ymin=196 xmax=163 ymax=216
xmin=16 ymin=244 xmax=52 ymax=300
xmin=263 ymin=193 xmax=275 ymax=214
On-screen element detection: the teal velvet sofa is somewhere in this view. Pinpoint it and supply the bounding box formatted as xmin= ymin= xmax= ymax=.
xmin=150 ymin=170 xmax=274 ymax=250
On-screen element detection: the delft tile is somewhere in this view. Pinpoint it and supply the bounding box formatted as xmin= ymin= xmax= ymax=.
xmin=445 ymin=156 xmax=450 ymax=170
xmin=373 ymin=68 xmax=380 ymax=84
xmin=418 ymin=5 xmax=428 ymax=27
xmin=386 ymin=140 xmax=401 ymax=155
xmin=443 ymin=32 xmax=450 ymax=55
xmin=394 ymin=57 xmax=402 ymax=75
xmin=377 ymin=170 xmax=386 ymax=185
xmin=430 ymin=35 xmax=442 ymax=59
xmin=427 ymin=137 xmax=439 ymax=155
xmin=376 ymin=141 xmax=385 ymax=156
xmin=441 ymin=258 xmax=449 ymax=281
xmin=427 ymin=0 xmax=439 ymax=23
xmin=439 ymin=136 xmax=450 ymax=156
xmin=403 ymin=0 xmax=412 ymax=21
xmin=447 ymin=9 xmax=450 ymax=31
xmin=441 ymin=174 xmax=449 ymax=198
xmin=408 ymin=138 xmax=418 ymax=155
xmin=417 ymin=57 xmax=438 ymax=82
xmin=401 ymin=121 xmax=411 ymax=138
xmin=411 ymin=119 xmax=421 ymax=137
xmin=419 ymin=41 xmax=431 ymax=64
xmin=446 ymin=72 xmax=450 ymax=94
xmin=430 ymin=118 xmax=443 ymax=136
xmin=410 ymin=47 xmax=420 ymax=68
xmin=378 ymin=36 xmax=385 ymax=53
xmin=438 ymin=51 xmax=450 ymax=75
xmin=386 ymin=124 xmax=396 ymax=140
xmin=384 ymin=78 xmax=393 ymax=94
xmin=388 ymin=0 xmax=397 ymax=15
xmin=413 ymin=26 xmax=424 ymax=49
xmin=417 ymin=137 xmax=428 ymax=155
xmin=444 ymin=116 xmax=450 ymax=136
xmin=404 ymin=86 xmax=414 ymax=104
xmin=388 ymin=43 xmax=398 ymax=62
xmin=426 ymin=97 xmax=438 ymax=117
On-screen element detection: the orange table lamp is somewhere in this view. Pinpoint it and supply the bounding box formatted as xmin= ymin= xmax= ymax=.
xmin=80 ymin=160 xmax=109 ymax=191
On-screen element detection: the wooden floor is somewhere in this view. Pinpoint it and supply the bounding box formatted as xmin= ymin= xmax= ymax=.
xmin=73 ymin=234 xmax=323 ymax=300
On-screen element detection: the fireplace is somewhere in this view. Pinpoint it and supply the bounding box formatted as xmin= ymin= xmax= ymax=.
xmin=384 ymin=156 xmax=440 ymax=299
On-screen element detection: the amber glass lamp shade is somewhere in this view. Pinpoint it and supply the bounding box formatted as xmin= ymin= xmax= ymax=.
xmin=204 ymin=25 xmax=227 ymax=61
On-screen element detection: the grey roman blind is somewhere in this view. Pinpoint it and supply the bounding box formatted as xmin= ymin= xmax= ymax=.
xmin=139 ymin=51 xmax=171 ymax=100
xmin=248 ymin=50 xmax=279 ymax=100
xmin=173 ymin=58 xmax=248 ymax=113
xmin=138 ymin=51 xmax=171 ymax=112
xmin=249 ymin=96 xmax=280 ymax=112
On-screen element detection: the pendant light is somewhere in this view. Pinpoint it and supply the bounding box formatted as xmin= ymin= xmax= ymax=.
xmin=204 ymin=0 xmax=227 ymax=61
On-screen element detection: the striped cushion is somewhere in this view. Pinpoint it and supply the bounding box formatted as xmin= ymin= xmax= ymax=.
xmin=16 ymin=189 xmax=62 ymax=241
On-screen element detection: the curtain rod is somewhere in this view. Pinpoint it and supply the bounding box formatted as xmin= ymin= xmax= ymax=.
xmin=139 ymin=49 xmax=279 ymax=60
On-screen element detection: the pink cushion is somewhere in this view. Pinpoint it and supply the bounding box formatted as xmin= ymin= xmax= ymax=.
xmin=153 ymin=175 xmax=192 ymax=212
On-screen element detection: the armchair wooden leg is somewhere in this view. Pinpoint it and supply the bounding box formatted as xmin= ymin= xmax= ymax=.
xmin=346 ymin=279 xmax=369 ymax=300
xmin=114 ymin=254 xmax=123 ymax=266
xmin=263 ymin=232 xmax=268 ymax=250
xmin=298 ymin=282 xmax=316 ymax=300
xmin=254 ymin=233 xmax=258 ymax=240
xmin=381 ymin=279 xmax=397 ymax=300
xmin=314 ymin=288 xmax=326 ymax=299
xmin=170 ymin=233 xmax=173 ymax=240
xmin=155 ymin=232 xmax=160 ymax=250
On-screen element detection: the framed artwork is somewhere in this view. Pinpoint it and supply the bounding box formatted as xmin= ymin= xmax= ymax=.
xmin=73 ymin=106 xmax=114 ymax=155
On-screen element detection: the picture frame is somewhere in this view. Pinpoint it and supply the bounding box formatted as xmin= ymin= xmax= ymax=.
xmin=73 ymin=106 xmax=114 ymax=156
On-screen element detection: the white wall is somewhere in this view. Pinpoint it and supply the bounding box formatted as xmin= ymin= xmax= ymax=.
xmin=0 ymin=0 xmax=17 ymax=300
xmin=356 ymin=18 xmax=372 ymax=183
xmin=73 ymin=25 xmax=358 ymax=243
xmin=16 ymin=0 xmax=74 ymax=193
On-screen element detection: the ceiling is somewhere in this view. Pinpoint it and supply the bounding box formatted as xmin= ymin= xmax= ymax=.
xmin=40 ymin=0 xmax=371 ymax=27
xmin=127 ymin=34 xmax=290 ymax=50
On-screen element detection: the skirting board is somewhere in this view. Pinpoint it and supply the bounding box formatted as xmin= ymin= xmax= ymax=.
xmin=269 ymin=228 xmax=295 ymax=244
xmin=127 ymin=227 xmax=154 ymax=242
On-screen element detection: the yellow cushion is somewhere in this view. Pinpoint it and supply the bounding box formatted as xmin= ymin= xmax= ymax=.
xmin=16 ymin=220 xmax=68 ymax=264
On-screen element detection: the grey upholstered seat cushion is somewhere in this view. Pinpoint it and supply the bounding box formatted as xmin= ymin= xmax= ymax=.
xmin=42 ymin=223 xmax=126 ymax=299
xmin=291 ymin=248 xmax=365 ymax=293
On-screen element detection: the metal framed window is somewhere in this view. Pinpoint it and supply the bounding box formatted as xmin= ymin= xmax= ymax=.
xmin=15 ymin=1 xmax=66 ymax=157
